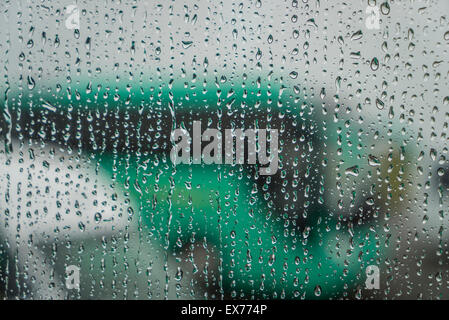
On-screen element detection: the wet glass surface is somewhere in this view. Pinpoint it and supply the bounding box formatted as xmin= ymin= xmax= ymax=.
xmin=0 ymin=0 xmax=449 ymax=300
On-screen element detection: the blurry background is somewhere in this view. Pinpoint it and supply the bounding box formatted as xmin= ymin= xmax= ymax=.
xmin=0 ymin=0 xmax=448 ymax=299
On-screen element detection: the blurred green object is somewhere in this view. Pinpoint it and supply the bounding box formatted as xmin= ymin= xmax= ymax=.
xmin=2 ymin=77 xmax=387 ymax=299
xmin=97 ymin=154 xmax=382 ymax=299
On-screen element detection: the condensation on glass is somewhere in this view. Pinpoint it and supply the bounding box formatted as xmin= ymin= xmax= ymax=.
xmin=0 ymin=0 xmax=448 ymax=300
